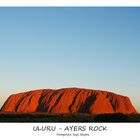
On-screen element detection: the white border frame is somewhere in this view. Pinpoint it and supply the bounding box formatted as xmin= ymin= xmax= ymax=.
xmin=0 ymin=0 xmax=140 ymax=6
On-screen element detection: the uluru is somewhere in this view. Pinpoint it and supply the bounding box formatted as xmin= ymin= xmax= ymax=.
xmin=0 ymin=88 xmax=137 ymax=114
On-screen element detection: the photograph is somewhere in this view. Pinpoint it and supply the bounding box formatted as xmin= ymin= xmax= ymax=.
xmin=0 ymin=7 xmax=140 ymax=123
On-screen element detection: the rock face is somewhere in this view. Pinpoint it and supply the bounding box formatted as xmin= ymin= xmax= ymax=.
xmin=0 ymin=88 xmax=137 ymax=114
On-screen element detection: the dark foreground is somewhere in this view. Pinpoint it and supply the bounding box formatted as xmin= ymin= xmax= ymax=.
xmin=0 ymin=112 xmax=140 ymax=122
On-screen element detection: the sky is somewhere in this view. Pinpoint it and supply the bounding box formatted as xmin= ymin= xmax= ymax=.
xmin=0 ymin=7 xmax=140 ymax=112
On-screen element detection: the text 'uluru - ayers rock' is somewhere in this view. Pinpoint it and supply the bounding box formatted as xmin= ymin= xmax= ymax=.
xmin=0 ymin=88 xmax=137 ymax=114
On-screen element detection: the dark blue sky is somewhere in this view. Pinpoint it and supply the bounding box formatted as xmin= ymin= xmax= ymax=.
xmin=0 ymin=7 xmax=140 ymax=111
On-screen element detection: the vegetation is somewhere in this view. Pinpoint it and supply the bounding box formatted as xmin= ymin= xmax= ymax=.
xmin=0 ymin=112 xmax=140 ymax=122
